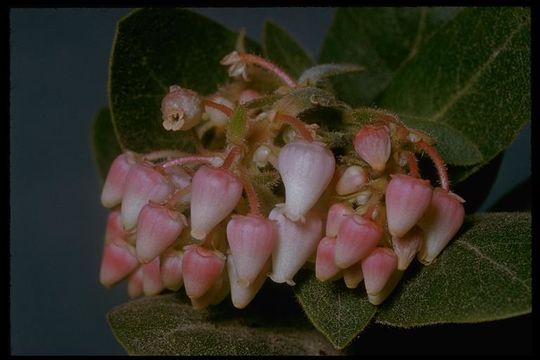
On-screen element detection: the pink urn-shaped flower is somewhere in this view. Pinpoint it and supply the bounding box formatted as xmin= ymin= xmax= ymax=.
xmin=136 ymin=202 xmax=187 ymax=263
xmin=385 ymin=174 xmax=432 ymax=238
xmin=343 ymin=261 xmax=364 ymax=289
xmin=228 ymin=255 xmax=270 ymax=309
xmin=353 ymin=125 xmax=392 ymax=172
xmin=99 ymin=239 xmax=139 ymax=288
xmin=325 ymin=202 xmax=354 ymax=238
xmin=315 ymin=236 xmax=342 ymax=282
xmin=335 ymin=214 xmax=381 ymax=269
xmin=268 ymin=208 xmax=323 ymax=285
xmin=190 ymin=166 xmax=243 ymax=240
xmin=142 ymin=256 xmax=164 ymax=296
xmin=392 ymin=226 xmax=423 ymax=270
xmin=182 ymin=245 xmax=226 ymax=299
xmin=361 ymin=247 xmax=398 ymax=305
xmin=277 ymin=141 xmax=335 ymax=222
xmin=417 ymin=188 xmax=465 ymax=265
xmin=226 ymin=214 xmax=276 ymax=286
xmin=101 ymin=152 xmax=137 ymax=208
xmin=121 ymin=163 xmax=173 ymax=230
xmin=160 ymin=250 xmax=184 ymax=291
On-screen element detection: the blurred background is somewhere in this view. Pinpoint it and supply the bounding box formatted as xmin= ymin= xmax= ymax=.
xmin=9 ymin=8 xmax=530 ymax=355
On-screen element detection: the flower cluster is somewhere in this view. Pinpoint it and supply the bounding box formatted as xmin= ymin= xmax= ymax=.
xmin=99 ymin=49 xmax=464 ymax=309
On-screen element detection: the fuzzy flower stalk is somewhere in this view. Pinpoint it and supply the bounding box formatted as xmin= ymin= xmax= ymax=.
xmin=97 ymin=48 xmax=464 ymax=310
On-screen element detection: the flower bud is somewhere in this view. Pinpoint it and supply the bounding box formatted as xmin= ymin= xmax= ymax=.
xmin=142 ymin=256 xmax=164 ymax=296
xmin=325 ymin=203 xmax=354 ymax=237
xmin=343 ymin=261 xmax=364 ymax=289
xmin=239 ymin=89 xmax=260 ymax=105
xmin=161 ymin=85 xmax=203 ymax=131
xmin=268 ymin=208 xmax=322 ymax=285
xmin=417 ymin=188 xmax=465 ymax=265
xmin=335 ymin=214 xmax=381 ymax=269
xmin=353 ymin=125 xmax=391 ymax=172
xmin=228 ymin=255 xmax=270 ymax=309
xmin=253 ymin=145 xmax=272 ymax=168
xmin=385 ymin=174 xmax=432 ymax=238
xmin=335 ymin=166 xmax=368 ymax=196
xmin=204 ymin=95 xmax=234 ymax=127
xmin=99 ymin=239 xmax=139 ymax=288
xmin=392 ymin=226 xmax=423 ymax=270
xmin=226 ymin=214 xmax=276 ymax=286
xmin=136 ymin=202 xmax=187 ymax=263
xmin=182 ymin=245 xmax=225 ymax=299
xmin=190 ymin=166 xmax=243 ymax=240
xmin=127 ymin=267 xmax=144 ymax=299
xmin=121 ymin=163 xmax=173 ymax=230
xmin=315 ymin=236 xmax=341 ymax=282
xmin=361 ymin=247 xmax=398 ymax=305
xmin=160 ymin=250 xmax=184 ymax=291
xmin=278 ymin=141 xmax=335 ymax=222
xmin=101 ymin=152 xmax=137 ymax=208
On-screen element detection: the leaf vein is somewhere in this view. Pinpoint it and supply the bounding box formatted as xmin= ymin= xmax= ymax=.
xmin=430 ymin=22 xmax=526 ymax=122
xmin=454 ymin=239 xmax=530 ymax=291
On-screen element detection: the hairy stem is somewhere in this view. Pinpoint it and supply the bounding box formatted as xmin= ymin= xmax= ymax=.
xmin=415 ymin=140 xmax=449 ymax=191
xmin=276 ymin=113 xmax=314 ymax=142
xmin=240 ymin=53 xmax=297 ymax=87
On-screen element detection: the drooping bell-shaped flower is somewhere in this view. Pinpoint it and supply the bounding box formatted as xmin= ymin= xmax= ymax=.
xmin=182 ymin=245 xmax=226 ymax=299
xmin=315 ymin=236 xmax=341 ymax=282
xmin=325 ymin=202 xmax=354 ymax=237
xmin=163 ymin=165 xmax=191 ymax=190
xmin=226 ymin=214 xmax=276 ymax=286
xmin=99 ymin=239 xmax=139 ymax=288
xmin=136 ymin=202 xmax=187 ymax=263
xmin=160 ymin=249 xmax=184 ymax=291
xmin=361 ymin=247 xmax=398 ymax=305
xmin=417 ymin=188 xmax=465 ymax=265
xmin=335 ymin=165 xmax=368 ymax=196
xmin=278 ymin=141 xmax=335 ymax=222
xmin=385 ymin=174 xmax=432 ymax=238
xmin=161 ymin=85 xmax=203 ymax=131
xmin=142 ymin=256 xmax=164 ymax=296
xmin=268 ymin=208 xmax=322 ymax=285
xmin=343 ymin=261 xmax=364 ymax=289
xmin=335 ymin=214 xmax=381 ymax=269
xmin=392 ymin=226 xmax=423 ymax=270
xmin=228 ymin=255 xmax=270 ymax=309
xmin=101 ymin=152 xmax=137 ymax=208
xmin=127 ymin=267 xmax=144 ymax=299
xmin=190 ymin=166 xmax=243 ymax=240
xmin=353 ymin=125 xmax=391 ymax=172
xmin=121 ymin=163 xmax=173 ymax=230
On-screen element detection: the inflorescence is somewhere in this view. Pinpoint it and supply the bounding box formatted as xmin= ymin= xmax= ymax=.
xmin=99 ymin=48 xmax=465 ymax=309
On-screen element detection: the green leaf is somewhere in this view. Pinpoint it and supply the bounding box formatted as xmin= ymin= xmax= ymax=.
xmin=262 ymin=21 xmax=313 ymax=79
xmin=226 ymin=105 xmax=248 ymax=145
xmin=319 ymin=7 xmax=463 ymax=106
xmin=109 ymin=8 xmax=260 ymax=153
xmin=294 ymin=270 xmax=377 ymax=350
xmin=107 ymin=291 xmax=340 ymax=355
xmin=91 ymin=108 xmax=122 ymax=181
xmin=377 ymin=8 xmax=530 ymax=174
xmin=376 ymin=212 xmax=531 ymax=327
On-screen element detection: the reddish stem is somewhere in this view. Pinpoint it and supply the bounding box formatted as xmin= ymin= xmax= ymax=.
xmin=415 ymin=140 xmax=449 ymax=191
xmin=404 ymin=151 xmax=420 ymax=178
xmin=203 ymin=98 xmax=233 ymax=117
xmin=143 ymin=150 xmax=186 ymax=161
xmin=240 ymin=53 xmax=297 ymax=87
xmin=160 ymin=155 xmax=220 ymax=168
xmin=220 ymin=145 xmax=241 ymax=170
xmin=238 ymin=169 xmax=261 ymax=216
xmin=275 ymin=113 xmax=314 ymax=142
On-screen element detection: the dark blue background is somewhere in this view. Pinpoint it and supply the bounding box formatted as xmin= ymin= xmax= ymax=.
xmin=10 ymin=8 xmax=530 ymax=355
